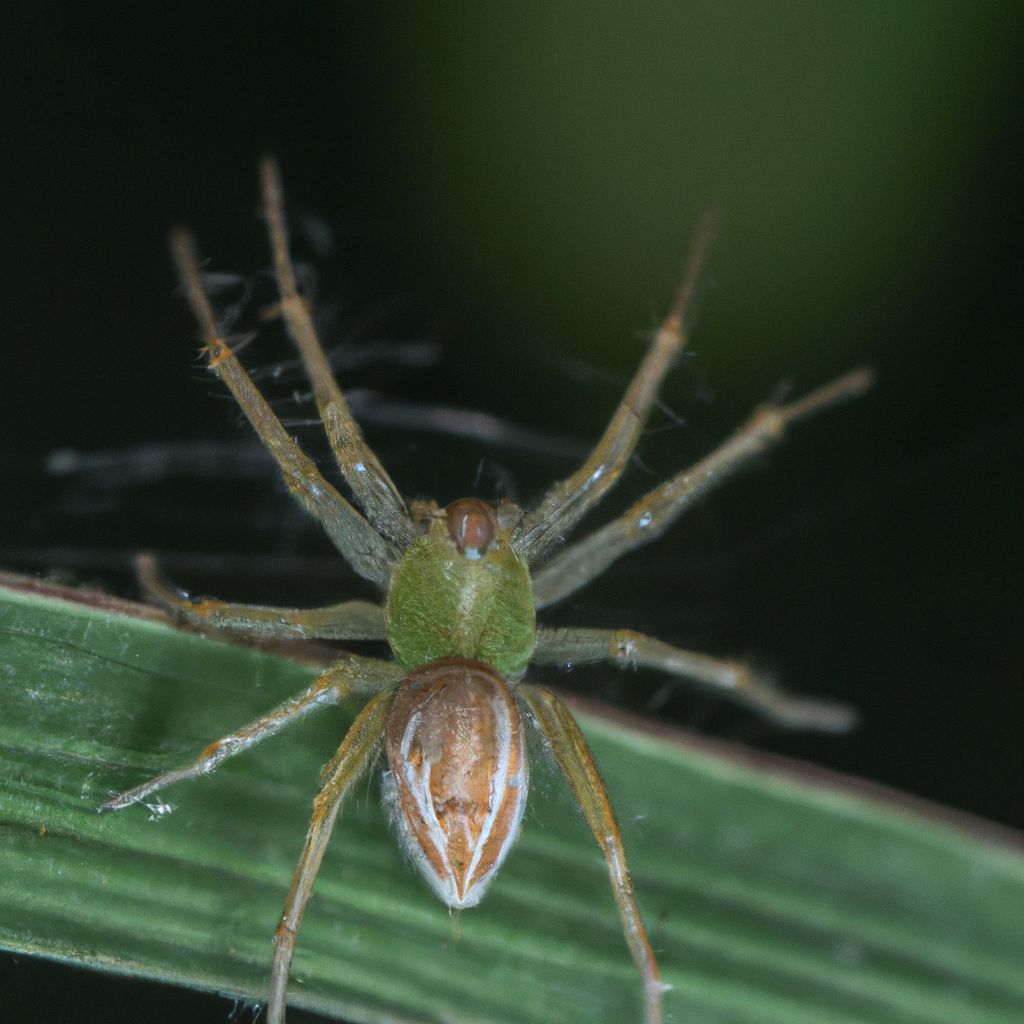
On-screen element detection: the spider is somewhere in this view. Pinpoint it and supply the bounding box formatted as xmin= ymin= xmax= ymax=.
xmin=99 ymin=159 xmax=872 ymax=1024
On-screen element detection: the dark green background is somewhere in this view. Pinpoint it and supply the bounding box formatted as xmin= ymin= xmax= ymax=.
xmin=4 ymin=5 xmax=1022 ymax=1022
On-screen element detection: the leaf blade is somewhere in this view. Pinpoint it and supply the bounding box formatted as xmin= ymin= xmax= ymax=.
xmin=1 ymin=578 xmax=1023 ymax=1024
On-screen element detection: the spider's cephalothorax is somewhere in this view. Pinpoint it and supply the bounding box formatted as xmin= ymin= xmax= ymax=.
xmin=101 ymin=159 xmax=872 ymax=1024
xmin=387 ymin=497 xmax=534 ymax=675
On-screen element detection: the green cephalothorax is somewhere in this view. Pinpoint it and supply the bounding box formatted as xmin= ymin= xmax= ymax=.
xmin=386 ymin=501 xmax=536 ymax=676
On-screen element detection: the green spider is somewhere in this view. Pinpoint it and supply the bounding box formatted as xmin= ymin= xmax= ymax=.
xmin=100 ymin=159 xmax=871 ymax=1024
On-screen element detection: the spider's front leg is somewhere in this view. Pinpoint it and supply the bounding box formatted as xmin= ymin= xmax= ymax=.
xmin=513 ymin=210 xmax=719 ymax=564
xmin=99 ymin=654 xmax=401 ymax=812
xmin=170 ymin=228 xmax=398 ymax=587
xmin=259 ymin=158 xmax=415 ymax=548
xmin=533 ymin=627 xmax=855 ymax=730
xmin=531 ymin=367 xmax=874 ymax=608
xmin=268 ymin=685 xmax=396 ymax=1024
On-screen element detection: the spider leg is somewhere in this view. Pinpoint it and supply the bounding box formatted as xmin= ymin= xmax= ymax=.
xmin=98 ymin=654 xmax=401 ymax=812
xmin=136 ymin=553 xmax=386 ymax=640
xmin=513 ymin=211 xmax=718 ymax=564
xmin=518 ymin=684 xmax=665 ymax=1024
xmin=268 ymin=685 xmax=396 ymax=1024
xmin=532 ymin=368 xmax=873 ymax=607
xmin=170 ymin=229 xmax=398 ymax=587
xmin=533 ymin=628 xmax=856 ymax=731
xmin=260 ymin=158 xmax=416 ymax=547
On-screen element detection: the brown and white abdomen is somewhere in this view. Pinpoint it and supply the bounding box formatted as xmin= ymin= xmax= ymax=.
xmin=383 ymin=658 xmax=528 ymax=909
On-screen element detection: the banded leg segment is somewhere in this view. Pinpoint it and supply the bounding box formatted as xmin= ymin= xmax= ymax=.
xmin=514 ymin=211 xmax=718 ymax=563
xmin=518 ymin=684 xmax=664 ymax=1024
xmin=268 ymin=686 xmax=396 ymax=1024
xmin=99 ymin=654 xmax=401 ymax=812
xmin=260 ymin=158 xmax=415 ymax=547
xmin=532 ymin=368 xmax=874 ymax=608
xmin=136 ymin=554 xmax=386 ymax=640
xmin=533 ymin=628 xmax=856 ymax=731
xmin=170 ymin=229 xmax=398 ymax=587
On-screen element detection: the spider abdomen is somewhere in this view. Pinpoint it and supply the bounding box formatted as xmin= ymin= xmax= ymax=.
xmin=383 ymin=658 xmax=529 ymax=908
xmin=386 ymin=532 xmax=535 ymax=675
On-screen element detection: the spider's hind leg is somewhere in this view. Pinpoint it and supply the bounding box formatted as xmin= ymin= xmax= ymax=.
xmin=518 ymin=683 xmax=665 ymax=1024
xmin=267 ymin=685 xmax=396 ymax=1024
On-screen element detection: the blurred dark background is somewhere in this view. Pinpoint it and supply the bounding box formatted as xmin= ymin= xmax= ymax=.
xmin=3 ymin=4 xmax=1022 ymax=1022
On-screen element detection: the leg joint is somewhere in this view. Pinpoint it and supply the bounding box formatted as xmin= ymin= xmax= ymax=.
xmin=609 ymin=630 xmax=642 ymax=665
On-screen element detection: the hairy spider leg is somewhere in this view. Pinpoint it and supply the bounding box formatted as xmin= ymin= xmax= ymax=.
xmin=532 ymin=367 xmax=874 ymax=607
xmin=532 ymin=628 xmax=855 ymax=731
xmin=268 ymin=686 xmax=396 ymax=1024
xmin=135 ymin=553 xmax=387 ymax=640
xmin=170 ymin=229 xmax=398 ymax=587
xmin=519 ymin=684 xmax=665 ymax=1024
xmin=513 ymin=210 xmax=719 ymax=563
xmin=99 ymin=654 xmax=401 ymax=812
xmin=259 ymin=158 xmax=416 ymax=548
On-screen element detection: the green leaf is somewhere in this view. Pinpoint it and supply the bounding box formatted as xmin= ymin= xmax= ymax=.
xmin=1 ymin=575 xmax=1022 ymax=1024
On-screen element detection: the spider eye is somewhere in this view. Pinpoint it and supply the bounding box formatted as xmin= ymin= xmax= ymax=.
xmin=445 ymin=498 xmax=497 ymax=557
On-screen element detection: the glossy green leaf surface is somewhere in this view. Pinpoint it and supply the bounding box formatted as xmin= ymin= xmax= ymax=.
xmin=1 ymin=578 xmax=1023 ymax=1024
